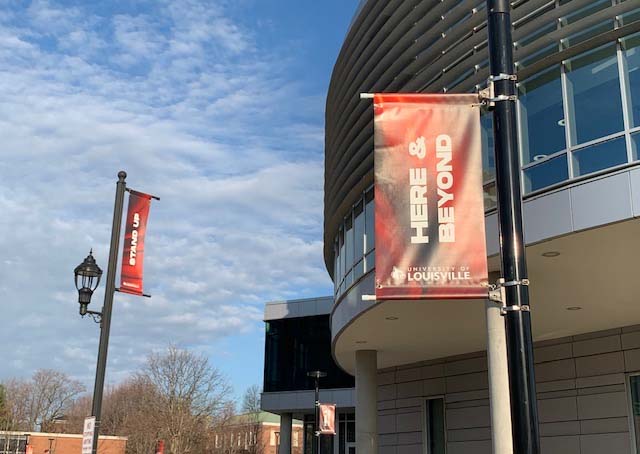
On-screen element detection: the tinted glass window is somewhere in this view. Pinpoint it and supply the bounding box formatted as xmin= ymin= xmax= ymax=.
xmin=425 ymin=398 xmax=446 ymax=454
xmin=523 ymin=154 xmax=569 ymax=193
xmin=519 ymin=66 xmax=566 ymax=164
xmin=480 ymin=113 xmax=495 ymax=182
xmin=622 ymin=33 xmax=640 ymax=128
xmin=264 ymin=315 xmax=355 ymax=392
xmin=565 ymin=44 xmax=624 ymax=144
xmin=572 ymin=136 xmax=627 ymax=176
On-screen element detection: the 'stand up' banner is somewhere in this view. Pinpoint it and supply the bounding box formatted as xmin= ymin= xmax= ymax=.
xmin=374 ymin=93 xmax=488 ymax=300
xmin=120 ymin=190 xmax=153 ymax=296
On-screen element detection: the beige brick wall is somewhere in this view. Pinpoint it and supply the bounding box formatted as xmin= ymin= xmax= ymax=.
xmin=377 ymin=324 xmax=640 ymax=454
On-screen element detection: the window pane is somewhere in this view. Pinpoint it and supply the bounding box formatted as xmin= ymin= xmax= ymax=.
xmin=354 ymin=259 xmax=364 ymax=281
xmin=572 ymin=136 xmax=627 ymax=176
xmin=631 ymin=131 xmax=640 ymax=161
xmin=566 ymin=44 xmax=624 ymax=144
xmin=345 ymin=214 xmax=354 ymax=270
xmin=426 ymin=398 xmax=446 ymax=454
xmin=263 ymin=315 xmax=355 ymax=393
xmin=629 ymin=375 xmax=640 ymax=453
xmin=354 ymin=202 xmax=365 ymax=260
xmin=484 ymin=181 xmax=497 ymax=210
xmin=481 ymin=113 xmax=495 ymax=181
xmin=365 ymin=192 xmax=375 ymax=252
xmin=365 ymin=249 xmax=375 ymax=273
xmin=345 ymin=270 xmax=353 ymax=288
xmin=519 ymin=66 xmax=566 ymax=164
xmin=339 ymin=228 xmax=346 ymax=284
xmin=622 ymin=33 xmax=640 ymax=128
xmin=523 ymin=154 xmax=569 ymax=193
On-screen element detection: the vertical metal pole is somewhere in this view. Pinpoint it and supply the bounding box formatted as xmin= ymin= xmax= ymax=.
xmin=314 ymin=376 xmax=320 ymax=454
xmin=485 ymin=1 xmax=540 ymax=453
xmin=91 ymin=171 xmax=127 ymax=454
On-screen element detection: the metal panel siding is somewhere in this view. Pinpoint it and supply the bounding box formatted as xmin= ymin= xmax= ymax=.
xmin=570 ymin=173 xmax=633 ymax=231
xmin=523 ymin=189 xmax=573 ymax=244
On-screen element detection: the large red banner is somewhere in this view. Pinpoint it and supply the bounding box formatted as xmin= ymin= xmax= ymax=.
xmin=120 ymin=190 xmax=153 ymax=296
xmin=374 ymin=93 xmax=488 ymax=300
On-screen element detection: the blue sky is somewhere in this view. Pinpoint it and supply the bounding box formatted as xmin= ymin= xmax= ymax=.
xmin=0 ymin=0 xmax=359 ymax=402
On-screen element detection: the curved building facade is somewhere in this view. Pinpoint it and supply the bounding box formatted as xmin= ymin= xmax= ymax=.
xmin=325 ymin=1 xmax=640 ymax=453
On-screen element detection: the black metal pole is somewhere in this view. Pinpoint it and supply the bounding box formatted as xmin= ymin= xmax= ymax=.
xmin=485 ymin=1 xmax=540 ymax=453
xmin=314 ymin=376 xmax=320 ymax=454
xmin=91 ymin=171 xmax=127 ymax=454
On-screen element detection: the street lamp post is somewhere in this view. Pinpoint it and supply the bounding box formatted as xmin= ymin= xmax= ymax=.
xmin=307 ymin=371 xmax=326 ymax=454
xmin=73 ymin=171 xmax=127 ymax=454
xmin=485 ymin=0 xmax=540 ymax=452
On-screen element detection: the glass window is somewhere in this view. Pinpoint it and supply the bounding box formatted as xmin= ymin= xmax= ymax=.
xmin=629 ymin=129 xmax=640 ymax=159
xmin=354 ymin=201 xmax=365 ymax=261
xmin=353 ymin=259 xmax=364 ymax=282
xmin=334 ymin=239 xmax=340 ymax=293
xmin=345 ymin=214 xmax=354 ymax=270
xmin=519 ymin=66 xmax=566 ymax=165
xmin=572 ymin=136 xmax=627 ymax=176
xmin=565 ymin=44 xmax=624 ymax=145
xmin=523 ymin=154 xmax=569 ymax=193
xmin=629 ymin=375 xmax=640 ymax=452
xmin=365 ymin=249 xmax=375 ymax=273
xmin=263 ymin=315 xmax=355 ymax=393
xmin=345 ymin=270 xmax=353 ymax=289
xmin=480 ymin=113 xmax=495 ymax=182
xmin=425 ymin=398 xmax=446 ymax=454
xmin=364 ymin=190 xmax=375 ymax=252
xmin=339 ymin=227 xmax=346 ymax=284
xmin=622 ymin=33 xmax=640 ymax=128
xmin=483 ymin=181 xmax=497 ymax=211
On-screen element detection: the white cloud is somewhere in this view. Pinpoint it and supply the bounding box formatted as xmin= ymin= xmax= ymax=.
xmin=0 ymin=0 xmax=332 ymax=388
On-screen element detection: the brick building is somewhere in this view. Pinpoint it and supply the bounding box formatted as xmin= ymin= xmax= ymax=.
xmin=212 ymin=412 xmax=303 ymax=454
xmin=0 ymin=431 xmax=127 ymax=454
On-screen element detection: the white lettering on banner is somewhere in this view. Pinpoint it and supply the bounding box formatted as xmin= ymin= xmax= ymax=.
xmin=129 ymin=213 xmax=140 ymax=266
xmin=435 ymin=135 xmax=455 ymax=242
xmin=407 ymin=271 xmax=471 ymax=281
xmin=409 ymin=167 xmax=429 ymax=244
xmin=408 ymin=136 xmax=429 ymax=244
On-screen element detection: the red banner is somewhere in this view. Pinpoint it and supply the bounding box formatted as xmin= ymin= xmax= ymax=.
xmin=319 ymin=404 xmax=336 ymax=435
xmin=120 ymin=190 xmax=153 ymax=296
xmin=374 ymin=93 xmax=488 ymax=300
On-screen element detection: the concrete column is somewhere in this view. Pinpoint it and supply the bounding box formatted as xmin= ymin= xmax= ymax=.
xmin=279 ymin=413 xmax=292 ymax=454
xmin=485 ymin=300 xmax=514 ymax=454
xmin=356 ymin=350 xmax=378 ymax=454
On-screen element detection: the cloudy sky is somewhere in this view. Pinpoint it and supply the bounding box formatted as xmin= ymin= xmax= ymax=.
xmin=0 ymin=0 xmax=359 ymax=400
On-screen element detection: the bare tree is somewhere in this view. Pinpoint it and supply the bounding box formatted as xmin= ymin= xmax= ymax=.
xmin=241 ymin=385 xmax=261 ymax=414
xmin=1 ymin=370 xmax=84 ymax=432
xmin=59 ymin=347 xmax=235 ymax=454
xmin=140 ymin=346 xmax=233 ymax=454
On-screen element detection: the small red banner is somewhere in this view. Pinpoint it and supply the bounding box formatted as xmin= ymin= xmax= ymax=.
xmin=319 ymin=404 xmax=336 ymax=435
xmin=374 ymin=93 xmax=488 ymax=300
xmin=120 ymin=190 xmax=153 ymax=296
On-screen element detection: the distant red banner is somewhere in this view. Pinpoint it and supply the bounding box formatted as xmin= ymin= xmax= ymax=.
xmin=374 ymin=93 xmax=488 ymax=300
xmin=319 ymin=404 xmax=336 ymax=435
xmin=120 ymin=190 xmax=153 ymax=296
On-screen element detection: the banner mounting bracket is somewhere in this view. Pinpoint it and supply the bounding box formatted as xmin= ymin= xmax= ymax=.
xmin=488 ymin=278 xmax=531 ymax=315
